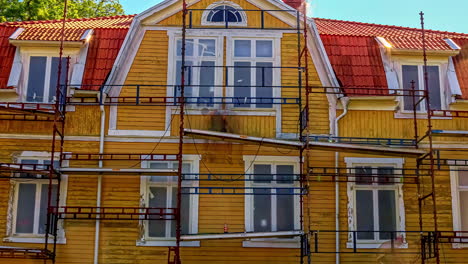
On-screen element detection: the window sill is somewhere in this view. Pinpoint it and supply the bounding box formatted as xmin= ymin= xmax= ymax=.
xmin=3 ymin=236 xmax=66 ymax=244
xmin=243 ymin=238 xmax=300 ymax=248
xmin=136 ymin=240 xmax=200 ymax=247
xmin=346 ymin=241 xmax=408 ymax=249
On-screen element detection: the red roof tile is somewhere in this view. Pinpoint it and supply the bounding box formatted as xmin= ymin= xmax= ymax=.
xmin=452 ymin=39 xmax=468 ymax=99
xmin=0 ymin=26 xmax=18 ymax=89
xmin=2 ymin=15 xmax=134 ymax=42
xmin=315 ymin=18 xmax=468 ymax=50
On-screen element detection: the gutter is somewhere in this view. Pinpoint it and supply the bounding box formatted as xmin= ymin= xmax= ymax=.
xmin=94 ymin=94 xmax=105 ymax=264
xmin=334 ymin=97 xmax=349 ymax=264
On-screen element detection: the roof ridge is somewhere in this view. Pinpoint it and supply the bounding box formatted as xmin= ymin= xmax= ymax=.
xmin=313 ymin=17 xmax=468 ymax=37
xmin=0 ymin=14 xmax=136 ymax=27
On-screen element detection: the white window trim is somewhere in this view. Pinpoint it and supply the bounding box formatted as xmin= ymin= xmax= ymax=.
xmin=201 ymin=1 xmax=248 ymax=27
xmin=450 ymin=167 xmax=468 ymax=248
xmin=19 ymin=49 xmax=77 ymax=103
xmin=137 ymin=155 xmax=200 ymax=247
xmin=243 ymin=155 xmax=300 ymax=248
xmin=344 ymin=157 xmax=407 ymax=249
xmin=397 ymin=62 xmax=447 ymax=114
xmin=4 ymin=151 xmax=68 ymax=244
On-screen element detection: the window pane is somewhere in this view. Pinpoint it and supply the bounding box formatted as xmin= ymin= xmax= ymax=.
xmin=356 ymin=190 xmax=374 ymax=239
xmin=39 ymin=184 xmax=57 ymax=234
xmin=15 ymin=184 xmax=36 ymax=234
xmin=277 ymin=165 xmax=294 ymax=184
xmin=234 ymin=40 xmax=251 ymax=57
xmin=378 ymin=190 xmax=396 ymax=240
xmin=460 ymin=191 xmax=468 ymax=231
xmin=277 ymin=189 xmax=294 ymax=231
xmin=49 ymin=57 xmax=67 ymax=103
xmin=27 ymin=56 xmax=47 ymax=102
xmin=169 ymin=187 xmax=190 ymax=237
xmin=148 ymin=187 xmax=167 ymax=237
xmin=198 ymin=39 xmax=216 ymax=56
xmin=199 ymin=61 xmax=215 ymax=106
xmin=175 ymin=60 xmax=193 ymax=100
xmin=253 ymin=164 xmax=272 ymax=183
xmin=402 ymin=65 xmax=421 ymax=111
xmin=459 ymin=171 xmax=468 ymax=186
xmin=149 ymin=162 xmax=176 ymax=182
xmin=256 ymin=40 xmax=273 ymax=57
xmin=256 ymin=62 xmax=273 ymax=108
xmin=427 ymin=66 xmax=441 ymax=110
xmin=234 ymin=61 xmax=251 ymax=107
xmin=253 ymin=188 xmax=271 ymax=232
xmin=177 ymin=39 xmax=194 ymax=56
xmin=378 ymin=167 xmax=395 ymax=185
xmin=207 ymin=6 xmax=243 ymax=23
xmin=355 ymin=167 xmax=372 ymax=185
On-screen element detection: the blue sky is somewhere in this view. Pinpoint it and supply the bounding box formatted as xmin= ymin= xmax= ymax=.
xmin=120 ymin=0 xmax=468 ymax=33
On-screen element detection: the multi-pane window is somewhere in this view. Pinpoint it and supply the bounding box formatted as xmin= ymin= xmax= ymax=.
xmin=249 ymin=163 xmax=298 ymax=232
xmin=12 ymin=159 xmax=59 ymax=237
xmin=206 ymin=5 xmax=244 ymax=24
xmin=452 ymin=171 xmax=468 ymax=235
xmin=353 ymin=166 xmax=399 ymax=241
xmin=175 ymin=38 xmax=217 ymax=107
xmin=232 ymin=39 xmax=275 ymax=108
xmin=26 ymin=56 xmax=67 ymax=103
xmin=145 ymin=162 xmax=192 ymax=239
xmin=402 ymin=65 xmax=442 ymax=111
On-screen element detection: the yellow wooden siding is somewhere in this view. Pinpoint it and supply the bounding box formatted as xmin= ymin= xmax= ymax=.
xmin=117 ymin=30 xmax=169 ymax=131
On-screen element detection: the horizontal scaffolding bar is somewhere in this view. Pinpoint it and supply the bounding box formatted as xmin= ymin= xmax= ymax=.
xmin=437 ymin=231 xmax=468 ymax=243
xmin=182 ymin=173 xmax=301 ymax=182
xmin=306 ymin=135 xmax=416 ymax=147
xmin=307 ymin=86 xmax=426 ymax=97
xmin=49 ymin=206 xmax=176 ymax=220
xmin=184 ymin=129 xmax=303 ymax=150
xmin=181 ymin=187 xmax=305 ymax=195
xmin=0 ymin=102 xmax=57 ymax=114
xmin=0 ymin=247 xmax=52 ymax=259
xmin=0 ymin=113 xmax=56 ymax=121
xmin=308 ymin=167 xmax=423 ymax=184
xmin=308 ymin=230 xmax=434 ymax=255
xmin=431 ymin=130 xmax=468 ymax=137
xmin=59 ymin=168 xmax=177 ymax=175
xmin=430 ymin=110 xmax=468 ymax=118
xmin=306 ymin=141 xmax=426 ymax=158
xmin=181 ymin=230 xmax=303 ymax=241
xmin=62 ymin=153 xmax=180 ymax=161
xmin=0 ymin=163 xmax=59 ymax=177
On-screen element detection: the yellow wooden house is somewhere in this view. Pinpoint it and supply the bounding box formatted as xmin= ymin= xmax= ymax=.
xmin=0 ymin=0 xmax=467 ymax=263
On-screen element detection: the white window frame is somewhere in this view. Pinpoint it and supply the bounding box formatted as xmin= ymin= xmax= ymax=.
xmin=243 ymin=155 xmax=300 ymax=248
xmin=201 ymin=1 xmax=248 ymax=27
xmin=399 ymin=63 xmax=446 ymax=113
xmin=226 ymin=37 xmax=281 ymax=110
xmin=20 ymin=50 xmax=76 ymax=103
xmin=450 ymin=168 xmax=468 ymax=248
xmin=167 ymin=34 xmax=224 ymax=110
xmin=137 ymin=155 xmax=200 ymax=247
xmin=5 ymin=151 xmax=67 ymax=244
xmin=345 ymin=157 xmax=407 ymax=249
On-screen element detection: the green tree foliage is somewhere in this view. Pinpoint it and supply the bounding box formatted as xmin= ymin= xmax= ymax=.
xmin=0 ymin=0 xmax=125 ymax=22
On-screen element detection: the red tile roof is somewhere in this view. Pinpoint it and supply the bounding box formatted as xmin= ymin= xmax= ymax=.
xmin=2 ymin=15 xmax=133 ymax=41
xmin=0 ymin=15 xmax=134 ymax=90
xmin=314 ymin=18 xmax=468 ymax=98
xmin=0 ymin=26 xmax=18 ymax=89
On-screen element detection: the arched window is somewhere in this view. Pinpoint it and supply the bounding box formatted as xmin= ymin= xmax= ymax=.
xmin=202 ymin=2 xmax=247 ymax=26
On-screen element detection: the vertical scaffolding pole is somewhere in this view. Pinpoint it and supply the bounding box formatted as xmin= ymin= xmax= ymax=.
xmin=419 ymin=11 xmax=440 ymax=264
xmin=174 ymin=0 xmax=188 ymax=263
xmin=45 ymin=0 xmax=68 ymax=262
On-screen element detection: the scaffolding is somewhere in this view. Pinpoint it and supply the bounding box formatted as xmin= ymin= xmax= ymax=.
xmin=1 ymin=1 xmax=467 ymax=264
